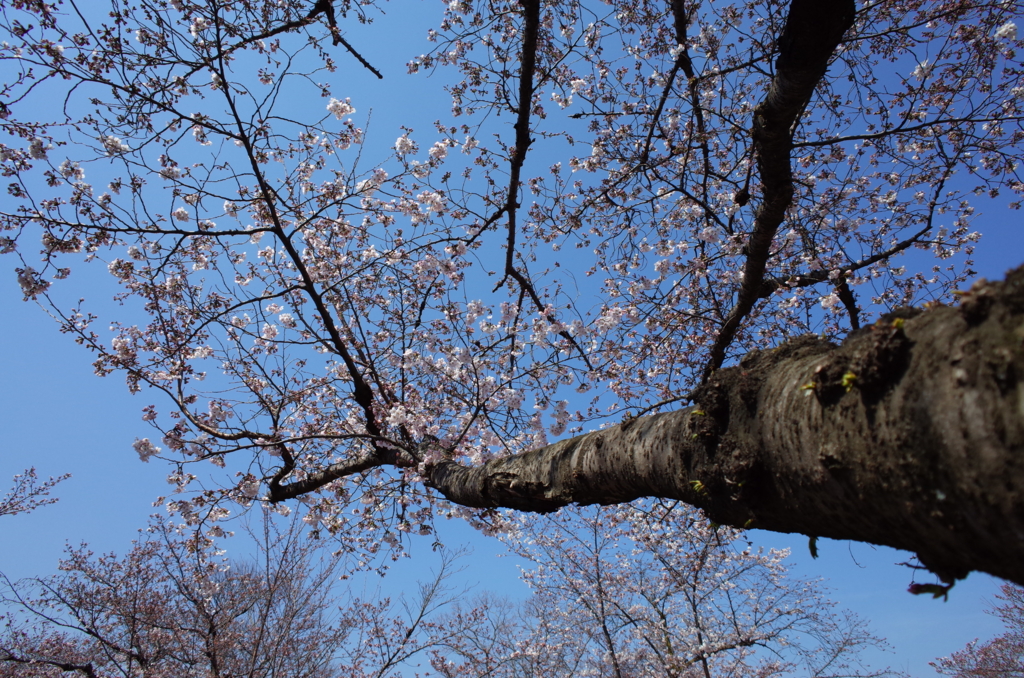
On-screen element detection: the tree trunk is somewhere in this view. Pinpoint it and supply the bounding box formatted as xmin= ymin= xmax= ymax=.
xmin=426 ymin=267 xmax=1024 ymax=586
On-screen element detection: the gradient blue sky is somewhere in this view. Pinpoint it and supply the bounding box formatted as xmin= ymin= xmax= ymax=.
xmin=0 ymin=293 xmax=1016 ymax=675
xmin=2 ymin=1 xmax=1022 ymax=675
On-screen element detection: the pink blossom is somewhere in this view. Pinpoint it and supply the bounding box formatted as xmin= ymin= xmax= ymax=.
xmin=395 ymin=134 xmax=417 ymax=155
xmin=133 ymin=438 xmax=161 ymax=462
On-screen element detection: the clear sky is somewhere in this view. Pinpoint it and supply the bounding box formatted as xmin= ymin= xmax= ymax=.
xmin=0 ymin=292 xmax=1015 ymax=675
xmin=2 ymin=1 xmax=1022 ymax=675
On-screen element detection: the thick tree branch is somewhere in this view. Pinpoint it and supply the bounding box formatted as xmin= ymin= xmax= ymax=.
xmin=491 ymin=0 xmax=594 ymax=370
xmin=268 ymin=453 xmax=382 ymax=502
xmin=495 ymin=0 xmax=541 ymax=290
xmin=426 ymin=265 xmax=1024 ymax=586
xmin=704 ymin=0 xmax=857 ymax=379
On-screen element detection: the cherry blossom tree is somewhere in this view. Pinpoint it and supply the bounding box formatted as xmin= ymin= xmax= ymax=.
xmin=933 ymin=583 xmax=1024 ymax=677
xmin=492 ymin=503 xmax=900 ymax=678
xmin=1 ymin=0 xmax=1023 ymax=587
xmin=0 ymin=513 xmax=491 ymax=677
xmin=418 ymin=504 xmax=904 ymax=677
xmin=0 ymin=469 xmax=68 ymax=519
xmin=0 ymin=505 xmax=902 ymax=678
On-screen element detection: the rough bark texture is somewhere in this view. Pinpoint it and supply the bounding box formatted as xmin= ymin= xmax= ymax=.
xmin=426 ymin=267 xmax=1024 ymax=586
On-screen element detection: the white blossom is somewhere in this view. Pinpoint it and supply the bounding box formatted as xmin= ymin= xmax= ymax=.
xmin=59 ymin=160 xmax=84 ymax=180
xmin=29 ymin=138 xmax=50 ymax=160
xmin=192 ymin=124 xmax=211 ymax=146
xmin=108 ymin=258 xmax=133 ymax=280
xmin=100 ymin=135 xmax=129 ymax=155
xmin=912 ymin=59 xmax=933 ymax=81
xmin=239 ymin=479 xmax=260 ymax=498
xmin=355 ymin=179 xmax=378 ymax=196
xmin=395 ymin=134 xmax=417 ymax=155
xmin=17 ymin=267 xmax=50 ymax=299
xmin=172 ymin=207 xmax=190 ymax=222
xmin=418 ymin=190 xmax=445 ymax=213
xmin=996 ymin=21 xmax=1018 ymax=41
xmin=428 ymin=141 xmax=448 ymax=161
xmin=326 ymin=97 xmax=356 ymax=120
xmin=820 ymin=292 xmax=841 ymax=310
xmin=697 ymin=226 xmax=720 ymax=243
xmin=189 ymin=15 xmax=209 ymax=38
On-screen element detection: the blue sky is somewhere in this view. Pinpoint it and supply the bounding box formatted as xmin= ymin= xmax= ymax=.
xmin=2 ymin=0 xmax=1023 ymax=675
xmin=0 ymin=294 xmax=1013 ymax=675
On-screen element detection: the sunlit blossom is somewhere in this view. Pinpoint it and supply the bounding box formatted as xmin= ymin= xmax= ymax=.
xmin=100 ymin=135 xmax=129 ymax=155
xmin=16 ymin=267 xmax=49 ymax=299
xmin=996 ymin=21 xmax=1018 ymax=40
xmin=133 ymin=437 xmax=161 ymax=462
xmin=59 ymin=159 xmax=84 ymax=180
xmin=326 ymin=97 xmax=356 ymax=120
xmin=428 ymin=141 xmax=448 ymax=161
xmin=189 ymin=15 xmax=209 ymax=38
xmin=395 ymin=134 xmax=417 ymax=155
xmin=912 ymin=59 xmax=933 ymax=81
xmin=697 ymin=226 xmax=720 ymax=243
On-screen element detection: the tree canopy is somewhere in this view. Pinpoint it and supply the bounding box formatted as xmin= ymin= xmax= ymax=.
xmin=934 ymin=583 xmax=1024 ymax=676
xmin=0 ymin=0 xmax=1022 ymax=584
xmin=1 ymin=504 xmax=905 ymax=677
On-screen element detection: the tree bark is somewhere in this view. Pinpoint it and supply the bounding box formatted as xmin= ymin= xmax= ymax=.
xmin=426 ymin=267 xmax=1024 ymax=586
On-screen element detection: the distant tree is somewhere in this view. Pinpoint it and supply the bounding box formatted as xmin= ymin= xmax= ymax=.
xmin=491 ymin=503 xmax=901 ymax=678
xmin=425 ymin=592 xmax=582 ymax=678
xmin=0 ymin=469 xmax=68 ymax=519
xmin=933 ymin=584 xmax=1024 ymax=678
xmin=0 ymin=514 xmax=484 ymax=677
xmin=1 ymin=504 xmax=900 ymax=678
xmin=1 ymin=0 xmax=1023 ymax=585
xmin=368 ymin=504 xmax=904 ymax=677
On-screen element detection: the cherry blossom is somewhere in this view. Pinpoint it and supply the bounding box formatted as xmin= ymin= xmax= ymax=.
xmin=326 ymin=97 xmax=356 ymax=120
xmin=0 ymin=468 xmax=69 ymax=518
xmin=0 ymin=0 xmax=1019 ymax=574
xmin=0 ymin=514 xmax=508 ymax=677
xmin=132 ymin=438 xmax=161 ymax=463
xmin=934 ymin=583 xmax=1024 ymax=675
xmin=495 ymin=503 xmax=903 ymax=676
xmin=996 ymin=21 xmax=1019 ymax=40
